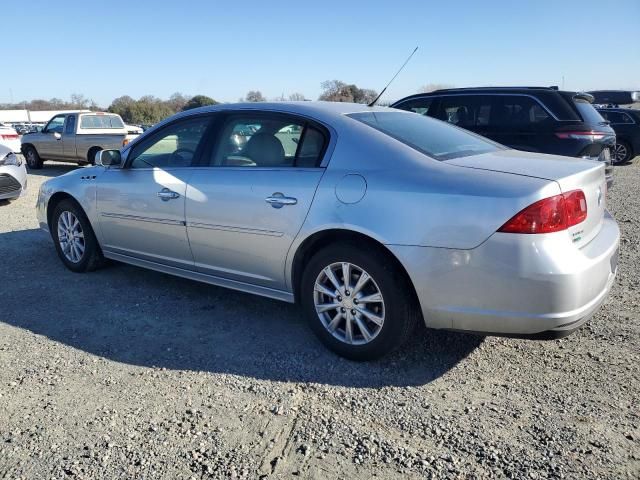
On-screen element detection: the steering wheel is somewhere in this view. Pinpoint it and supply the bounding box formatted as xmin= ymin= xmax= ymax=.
xmin=169 ymin=148 xmax=195 ymax=166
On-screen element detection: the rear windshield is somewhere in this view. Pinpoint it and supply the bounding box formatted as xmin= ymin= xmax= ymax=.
xmin=80 ymin=114 xmax=124 ymax=129
xmin=573 ymin=99 xmax=606 ymax=125
xmin=348 ymin=111 xmax=503 ymax=160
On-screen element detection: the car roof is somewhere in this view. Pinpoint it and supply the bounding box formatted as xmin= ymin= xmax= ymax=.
xmin=393 ymin=87 xmax=582 ymax=102
xmin=165 ymin=101 xmax=397 ymax=126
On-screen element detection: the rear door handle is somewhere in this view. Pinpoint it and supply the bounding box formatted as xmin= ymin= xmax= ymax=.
xmin=265 ymin=192 xmax=297 ymax=208
xmin=157 ymin=188 xmax=180 ymax=201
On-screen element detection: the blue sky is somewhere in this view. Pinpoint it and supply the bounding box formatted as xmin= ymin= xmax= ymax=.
xmin=4 ymin=0 xmax=639 ymax=106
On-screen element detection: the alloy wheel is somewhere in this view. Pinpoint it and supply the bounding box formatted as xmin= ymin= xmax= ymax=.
xmin=613 ymin=143 xmax=628 ymax=164
xmin=313 ymin=262 xmax=385 ymax=345
xmin=26 ymin=149 xmax=37 ymax=168
xmin=57 ymin=211 xmax=85 ymax=263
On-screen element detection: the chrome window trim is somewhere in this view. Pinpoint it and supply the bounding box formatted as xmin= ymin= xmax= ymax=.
xmin=394 ymin=93 xmax=561 ymax=122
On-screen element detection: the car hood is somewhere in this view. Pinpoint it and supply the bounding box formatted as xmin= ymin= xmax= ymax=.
xmin=444 ymin=149 xmax=602 ymax=182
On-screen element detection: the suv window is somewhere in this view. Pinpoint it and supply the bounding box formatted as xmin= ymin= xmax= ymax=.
xmin=45 ymin=115 xmax=66 ymax=133
xmin=490 ymin=95 xmax=551 ymax=127
xmin=600 ymin=111 xmax=635 ymax=124
xmin=210 ymin=114 xmax=326 ymax=168
xmin=64 ymin=115 xmax=76 ymax=135
xmin=431 ymin=96 xmax=493 ymax=128
xmin=128 ymin=116 xmax=212 ymax=169
xmin=573 ymin=99 xmax=605 ymax=124
xmin=394 ymin=98 xmax=434 ymax=116
xmin=348 ymin=111 xmax=502 ymax=161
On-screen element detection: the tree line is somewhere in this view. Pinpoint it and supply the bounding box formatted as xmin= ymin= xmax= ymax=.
xmin=3 ymin=80 xmax=456 ymax=125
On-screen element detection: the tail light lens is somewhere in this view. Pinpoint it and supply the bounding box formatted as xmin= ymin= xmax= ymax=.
xmin=555 ymin=131 xmax=608 ymax=141
xmin=498 ymin=190 xmax=587 ymax=234
xmin=122 ymin=138 xmax=130 ymax=147
xmin=1 ymin=134 xmax=19 ymax=140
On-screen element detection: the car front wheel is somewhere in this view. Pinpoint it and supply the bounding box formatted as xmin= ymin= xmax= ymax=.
xmin=24 ymin=145 xmax=43 ymax=169
xmin=301 ymin=243 xmax=419 ymax=361
xmin=612 ymin=141 xmax=633 ymax=164
xmin=51 ymin=199 xmax=104 ymax=272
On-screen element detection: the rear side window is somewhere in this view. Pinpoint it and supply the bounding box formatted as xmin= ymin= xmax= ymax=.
xmin=348 ymin=111 xmax=503 ymax=161
xmin=433 ymin=96 xmax=493 ymax=128
xmin=490 ymin=95 xmax=551 ymax=127
xmin=210 ymin=114 xmax=327 ymax=168
xmin=600 ymin=111 xmax=635 ymax=124
xmin=80 ymin=114 xmax=125 ymax=129
xmin=572 ymin=99 xmax=605 ymax=125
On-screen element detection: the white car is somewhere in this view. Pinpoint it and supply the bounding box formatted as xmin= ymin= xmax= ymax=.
xmin=0 ymin=124 xmax=21 ymax=153
xmin=0 ymin=144 xmax=27 ymax=201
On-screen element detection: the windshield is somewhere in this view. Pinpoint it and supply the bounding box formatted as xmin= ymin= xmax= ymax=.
xmin=347 ymin=111 xmax=503 ymax=161
xmin=573 ymin=99 xmax=606 ymax=125
xmin=80 ymin=114 xmax=125 ymax=129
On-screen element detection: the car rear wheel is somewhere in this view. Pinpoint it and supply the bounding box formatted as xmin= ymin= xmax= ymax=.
xmin=24 ymin=145 xmax=43 ymax=169
xmin=51 ymin=199 xmax=105 ymax=273
xmin=612 ymin=141 xmax=632 ymax=164
xmin=301 ymin=243 xmax=419 ymax=360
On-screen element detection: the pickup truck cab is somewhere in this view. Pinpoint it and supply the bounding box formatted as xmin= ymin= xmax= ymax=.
xmin=21 ymin=112 xmax=137 ymax=169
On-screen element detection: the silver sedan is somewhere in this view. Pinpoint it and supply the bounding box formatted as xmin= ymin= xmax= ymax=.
xmin=0 ymin=145 xmax=27 ymax=201
xmin=36 ymin=102 xmax=620 ymax=360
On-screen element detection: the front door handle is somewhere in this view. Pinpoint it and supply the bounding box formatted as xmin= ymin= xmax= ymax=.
xmin=265 ymin=192 xmax=297 ymax=208
xmin=157 ymin=188 xmax=180 ymax=201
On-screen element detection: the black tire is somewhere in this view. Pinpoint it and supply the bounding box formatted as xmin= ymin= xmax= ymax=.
xmin=51 ymin=199 xmax=105 ymax=273
xmin=87 ymin=147 xmax=102 ymax=165
xmin=300 ymin=242 xmax=419 ymax=361
xmin=23 ymin=145 xmax=43 ymax=169
xmin=613 ymin=141 xmax=633 ymax=165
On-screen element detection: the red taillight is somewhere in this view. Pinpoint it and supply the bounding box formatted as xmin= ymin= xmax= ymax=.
xmin=498 ymin=190 xmax=587 ymax=234
xmin=1 ymin=134 xmax=19 ymax=140
xmin=555 ymin=131 xmax=608 ymax=141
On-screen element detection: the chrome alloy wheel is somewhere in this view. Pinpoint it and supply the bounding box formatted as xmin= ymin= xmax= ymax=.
xmin=313 ymin=262 xmax=385 ymax=345
xmin=612 ymin=143 xmax=628 ymax=164
xmin=57 ymin=211 xmax=85 ymax=263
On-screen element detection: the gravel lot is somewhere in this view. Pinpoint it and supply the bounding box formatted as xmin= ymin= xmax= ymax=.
xmin=1 ymin=161 xmax=638 ymax=479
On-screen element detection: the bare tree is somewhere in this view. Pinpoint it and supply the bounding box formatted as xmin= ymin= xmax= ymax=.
xmin=318 ymin=80 xmax=378 ymax=104
xmin=245 ymin=90 xmax=266 ymax=102
xmin=288 ymin=92 xmax=306 ymax=101
xmin=419 ymin=83 xmax=454 ymax=93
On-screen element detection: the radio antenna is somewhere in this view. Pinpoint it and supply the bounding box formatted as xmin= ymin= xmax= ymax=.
xmin=368 ymin=46 xmax=419 ymax=107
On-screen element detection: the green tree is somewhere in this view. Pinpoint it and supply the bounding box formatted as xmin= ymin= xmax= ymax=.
xmin=182 ymin=95 xmax=218 ymax=111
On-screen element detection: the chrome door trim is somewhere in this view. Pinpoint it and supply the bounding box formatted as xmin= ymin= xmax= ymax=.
xmin=103 ymin=250 xmax=295 ymax=303
xmin=187 ymin=221 xmax=284 ymax=237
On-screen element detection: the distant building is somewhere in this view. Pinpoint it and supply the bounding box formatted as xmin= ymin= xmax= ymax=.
xmin=0 ymin=109 xmax=88 ymax=124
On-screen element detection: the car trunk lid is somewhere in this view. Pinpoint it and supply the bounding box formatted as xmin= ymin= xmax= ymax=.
xmin=446 ymin=149 xmax=607 ymax=247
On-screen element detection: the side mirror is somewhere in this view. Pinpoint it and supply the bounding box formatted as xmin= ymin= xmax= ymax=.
xmin=95 ymin=150 xmax=122 ymax=167
xmin=53 ymin=132 xmax=62 ymax=140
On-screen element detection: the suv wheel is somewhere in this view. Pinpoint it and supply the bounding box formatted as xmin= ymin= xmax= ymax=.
xmin=300 ymin=243 xmax=418 ymax=361
xmin=612 ymin=141 xmax=633 ymax=164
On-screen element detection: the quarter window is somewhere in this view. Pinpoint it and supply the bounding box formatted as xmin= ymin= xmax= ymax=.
xmin=394 ymin=98 xmax=434 ymax=116
xmin=210 ymin=114 xmax=327 ymax=168
xmin=128 ymin=116 xmax=211 ymax=169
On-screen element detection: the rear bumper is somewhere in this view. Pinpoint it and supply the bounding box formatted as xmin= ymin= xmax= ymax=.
xmin=389 ymin=211 xmax=620 ymax=336
xmin=0 ymin=161 xmax=27 ymax=200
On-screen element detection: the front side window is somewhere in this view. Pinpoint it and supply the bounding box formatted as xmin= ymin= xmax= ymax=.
xmin=210 ymin=114 xmax=327 ymax=168
xmin=45 ymin=115 xmax=66 ymax=133
xmin=128 ymin=116 xmax=211 ymax=169
xmin=64 ymin=115 xmax=76 ymax=135
xmin=348 ymin=111 xmax=503 ymax=161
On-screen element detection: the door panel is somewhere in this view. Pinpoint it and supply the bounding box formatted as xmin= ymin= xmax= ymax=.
xmin=186 ymin=168 xmax=323 ymax=289
xmin=97 ymin=168 xmax=194 ymax=268
xmin=39 ymin=115 xmax=66 ymax=158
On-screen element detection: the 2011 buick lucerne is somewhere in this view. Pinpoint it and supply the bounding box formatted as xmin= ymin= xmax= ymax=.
xmin=36 ymin=102 xmax=620 ymax=360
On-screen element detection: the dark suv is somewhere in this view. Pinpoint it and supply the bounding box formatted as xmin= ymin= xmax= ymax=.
xmin=392 ymin=87 xmax=615 ymax=187
xmin=596 ymin=108 xmax=640 ymax=164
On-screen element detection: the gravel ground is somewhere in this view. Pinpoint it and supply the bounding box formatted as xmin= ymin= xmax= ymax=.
xmin=0 ymin=161 xmax=638 ymax=479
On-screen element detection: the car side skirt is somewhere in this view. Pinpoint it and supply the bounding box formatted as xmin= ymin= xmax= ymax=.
xmin=103 ymin=251 xmax=295 ymax=303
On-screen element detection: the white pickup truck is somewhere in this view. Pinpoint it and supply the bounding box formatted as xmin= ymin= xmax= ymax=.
xmin=21 ymin=111 xmax=139 ymax=169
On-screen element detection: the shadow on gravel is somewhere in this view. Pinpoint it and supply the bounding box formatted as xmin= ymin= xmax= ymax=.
xmin=0 ymin=228 xmax=483 ymax=388
xmin=26 ymin=163 xmax=81 ymax=178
